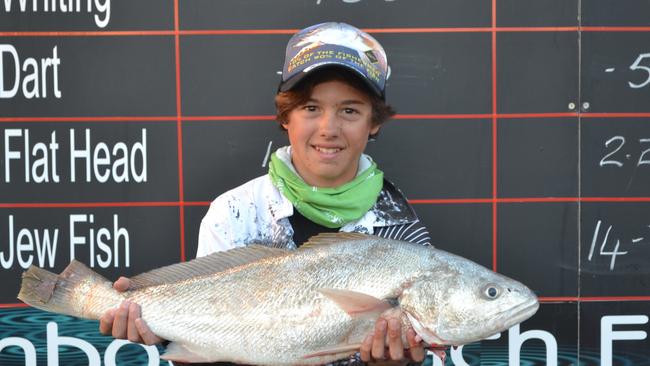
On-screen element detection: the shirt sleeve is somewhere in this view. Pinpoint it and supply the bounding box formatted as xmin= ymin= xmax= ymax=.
xmin=196 ymin=195 xmax=238 ymax=257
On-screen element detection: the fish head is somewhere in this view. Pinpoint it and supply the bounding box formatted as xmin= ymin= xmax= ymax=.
xmin=399 ymin=254 xmax=539 ymax=346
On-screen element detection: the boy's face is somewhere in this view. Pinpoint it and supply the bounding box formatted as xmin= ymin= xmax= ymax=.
xmin=283 ymin=80 xmax=380 ymax=188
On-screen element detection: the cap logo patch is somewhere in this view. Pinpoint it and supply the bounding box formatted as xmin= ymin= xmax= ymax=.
xmin=364 ymin=50 xmax=378 ymax=64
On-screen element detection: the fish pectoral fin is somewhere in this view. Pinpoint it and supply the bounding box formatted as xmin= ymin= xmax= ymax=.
xmin=160 ymin=342 xmax=211 ymax=363
xmin=302 ymin=343 xmax=362 ymax=359
xmin=319 ymin=288 xmax=393 ymax=317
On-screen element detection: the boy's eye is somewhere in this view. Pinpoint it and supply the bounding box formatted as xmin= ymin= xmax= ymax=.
xmin=343 ymin=108 xmax=358 ymax=114
xmin=303 ymin=105 xmax=318 ymax=112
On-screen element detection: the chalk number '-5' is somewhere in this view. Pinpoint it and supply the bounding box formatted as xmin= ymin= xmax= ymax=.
xmin=629 ymin=53 xmax=650 ymax=89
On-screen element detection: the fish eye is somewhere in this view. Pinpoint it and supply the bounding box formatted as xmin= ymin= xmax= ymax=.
xmin=484 ymin=285 xmax=500 ymax=300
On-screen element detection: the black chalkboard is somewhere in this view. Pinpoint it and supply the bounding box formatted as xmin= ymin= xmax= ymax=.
xmin=497 ymin=32 xmax=578 ymax=113
xmin=498 ymin=118 xmax=579 ymax=197
xmin=179 ymin=0 xmax=491 ymax=29
xmin=1 ymin=1 xmax=650 ymax=364
xmin=583 ymin=0 xmax=650 ymax=26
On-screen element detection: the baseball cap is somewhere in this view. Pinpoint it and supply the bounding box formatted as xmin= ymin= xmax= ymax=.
xmin=278 ymin=22 xmax=390 ymax=99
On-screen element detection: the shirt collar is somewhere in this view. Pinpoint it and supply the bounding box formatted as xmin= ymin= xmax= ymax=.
xmin=343 ymin=179 xmax=419 ymax=231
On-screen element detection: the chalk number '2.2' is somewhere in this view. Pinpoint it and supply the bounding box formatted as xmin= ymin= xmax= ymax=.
xmin=600 ymin=136 xmax=650 ymax=167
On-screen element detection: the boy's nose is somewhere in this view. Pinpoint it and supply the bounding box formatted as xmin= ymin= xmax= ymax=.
xmin=318 ymin=112 xmax=340 ymax=137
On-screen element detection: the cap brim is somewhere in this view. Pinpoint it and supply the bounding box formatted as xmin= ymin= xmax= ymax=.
xmin=278 ymin=62 xmax=384 ymax=99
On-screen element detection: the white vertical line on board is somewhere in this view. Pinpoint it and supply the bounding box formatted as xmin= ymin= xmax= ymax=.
xmin=262 ymin=141 xmax=273 ymax=167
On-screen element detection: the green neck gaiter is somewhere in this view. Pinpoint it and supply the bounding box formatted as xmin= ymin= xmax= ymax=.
xmin=268 ymin=151 xmax=384 ymax=228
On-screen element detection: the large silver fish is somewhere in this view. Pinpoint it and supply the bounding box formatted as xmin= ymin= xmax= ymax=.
xmin=18 ymin=233 xmax=538 ymax=365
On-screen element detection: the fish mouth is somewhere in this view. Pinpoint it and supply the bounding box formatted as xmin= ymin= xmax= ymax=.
xmin=497 ymin=297 xmax=540 ymax=328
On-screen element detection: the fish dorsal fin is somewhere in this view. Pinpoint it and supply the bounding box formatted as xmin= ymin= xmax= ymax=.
xmin=319 ymin=288 xmax=393 ymax=317
xmin=129 ymin=245 xmax=288 ymax=290
xmin=300 ymin=232 xmax=373 ymax=250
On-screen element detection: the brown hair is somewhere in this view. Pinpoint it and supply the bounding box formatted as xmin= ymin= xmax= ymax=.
xmin=275 ymin=67 xmax=396 ymax=134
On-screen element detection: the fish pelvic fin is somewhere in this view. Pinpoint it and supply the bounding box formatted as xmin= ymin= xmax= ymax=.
xmin=129 ymin=245 xmax=289 ymax=290
xmin=302 ymin=343 xmax=362 ymax=360
xmin=161 ymin=342 xmax=212 ymax=363
xmin=18 ymin=261 xmax=119 ymax=320
xmin=319 ymin=288 xmax=394 ymax=317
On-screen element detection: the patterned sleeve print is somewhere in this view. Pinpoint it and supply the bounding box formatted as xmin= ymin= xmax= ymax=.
xmin=374 ymin=219 xmax=432 ymax=246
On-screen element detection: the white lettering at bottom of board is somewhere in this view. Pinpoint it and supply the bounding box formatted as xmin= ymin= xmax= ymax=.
xmin=0 ymin=323 xmax=167 ymax=366
xmin=0 ymin=315 xmax=646 ymax=365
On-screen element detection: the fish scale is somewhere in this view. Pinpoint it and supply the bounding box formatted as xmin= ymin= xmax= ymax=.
xmin=18 ymin=232 xmax=538 ymax=365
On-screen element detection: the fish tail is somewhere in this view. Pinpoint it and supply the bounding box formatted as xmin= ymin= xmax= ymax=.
xmin=18 ymin=261 xmax=123 ymax=320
